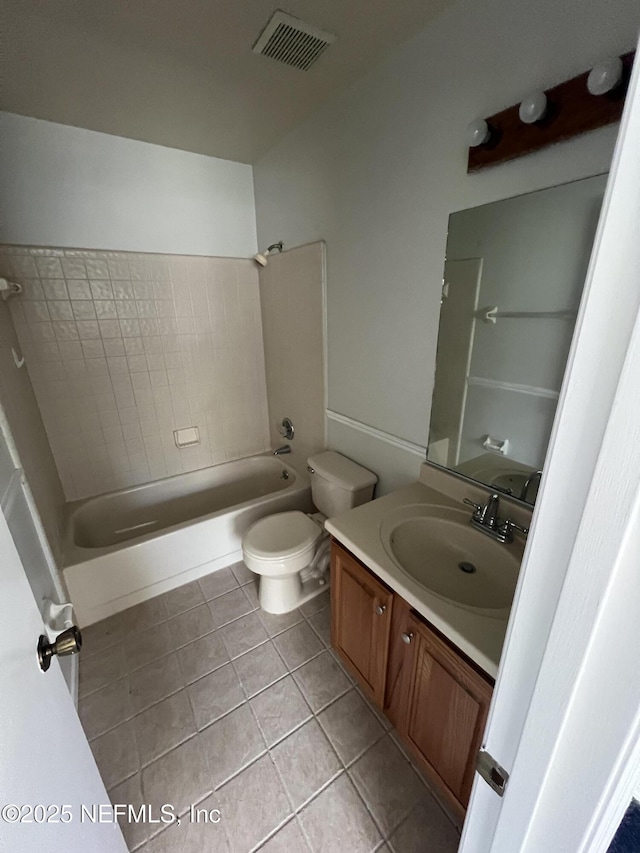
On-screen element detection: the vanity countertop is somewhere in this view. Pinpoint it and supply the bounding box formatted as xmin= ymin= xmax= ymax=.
xmin=325 ymin=469 xmax=528 ymax=679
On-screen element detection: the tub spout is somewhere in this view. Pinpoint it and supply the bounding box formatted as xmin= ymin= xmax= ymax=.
xmin=274 ymin=445 xmax=291 ymax=455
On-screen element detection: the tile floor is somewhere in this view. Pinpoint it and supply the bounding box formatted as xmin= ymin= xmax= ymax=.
xmin=78 ymin=562 xmax=460 ymax=853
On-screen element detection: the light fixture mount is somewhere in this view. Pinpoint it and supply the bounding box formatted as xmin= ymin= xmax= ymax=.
xmin=467 ymin=50 xmax=634 ymax=172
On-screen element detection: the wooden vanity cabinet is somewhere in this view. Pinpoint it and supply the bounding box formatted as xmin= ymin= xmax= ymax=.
xmin=330 ymin=541 xmax=393 ymax=707
xmin=330 ymin=538 xmax=493 ymax=823
xmin=395 ymin=612 xmax=493 ymax=821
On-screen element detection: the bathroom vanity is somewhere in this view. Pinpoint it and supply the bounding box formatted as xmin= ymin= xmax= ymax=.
xmin=326 ymin=464 xmax=531 ymax=824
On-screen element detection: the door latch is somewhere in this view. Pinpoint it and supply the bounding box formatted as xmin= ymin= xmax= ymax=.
xmin=476 ymin=749 xmax=509 ymax=796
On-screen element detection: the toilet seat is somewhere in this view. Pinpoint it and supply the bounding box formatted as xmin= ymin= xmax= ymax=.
xmin=243 ymin=511 xmax=323 ymax=576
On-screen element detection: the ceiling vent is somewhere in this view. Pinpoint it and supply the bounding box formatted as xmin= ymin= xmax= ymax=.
xmin=252 ymin=10 xmax=336 ymax=71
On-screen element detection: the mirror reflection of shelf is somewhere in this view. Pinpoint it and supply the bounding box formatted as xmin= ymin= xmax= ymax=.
xmin=479 ymin=305 xmax=577 ymax=324
xmin=467 ymin=375 xmax=560 ymax=401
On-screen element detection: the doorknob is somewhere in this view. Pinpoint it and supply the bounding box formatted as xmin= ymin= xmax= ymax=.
xmin=375 ymin=604 xmax=386 ymax=616
xmin=37 ymin=626 xmax=82 ymax=672
xmin=402 ymin=632 xmax=414 ymax=645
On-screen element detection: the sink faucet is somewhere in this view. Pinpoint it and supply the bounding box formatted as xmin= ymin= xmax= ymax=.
xmin=464 ymin=493 xmax=529 ymax=544
xmin=273 ymin=445 xmax=291 ymax=456
xmin=519 ymin=470 xmax=542 ymax=502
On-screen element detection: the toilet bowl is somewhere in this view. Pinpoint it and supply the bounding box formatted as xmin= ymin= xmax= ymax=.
xmin=242 ymin=451 xmax=377 ymax=614
xmin=243 ymin=511 xmax=329 ymax=613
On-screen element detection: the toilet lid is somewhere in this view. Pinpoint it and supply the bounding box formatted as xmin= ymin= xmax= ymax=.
xmin=243 ymin=511 xmax=322 ymax=561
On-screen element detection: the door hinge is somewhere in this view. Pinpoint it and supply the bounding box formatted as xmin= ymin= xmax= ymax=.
xmin=476 ymin=749 xmax=509 ymax=797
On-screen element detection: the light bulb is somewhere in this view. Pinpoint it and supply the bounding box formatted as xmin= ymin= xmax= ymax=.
xmin=587 ymin=57 xmax=623 ymax=95
xmin=465 ymin=119 xmax=491 ymax=148
xmin=519 ymin=92 xmax=547 ymax=124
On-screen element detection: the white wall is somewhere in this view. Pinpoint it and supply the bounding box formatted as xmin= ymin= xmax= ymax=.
xmin=253 ymin=0 xmax=639 ymax=493
xmin=0 ymin=112 xmax=258 ymax=257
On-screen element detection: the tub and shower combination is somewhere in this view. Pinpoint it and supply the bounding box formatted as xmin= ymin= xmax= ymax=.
xmin=63 ymin=454 xmax=312 ymax=626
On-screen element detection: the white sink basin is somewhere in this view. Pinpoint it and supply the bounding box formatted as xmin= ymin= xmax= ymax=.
xmin=380 ymin=504 xmax=521 ymax=615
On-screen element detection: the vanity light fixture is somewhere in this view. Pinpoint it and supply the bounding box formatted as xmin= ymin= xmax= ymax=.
xmin=466 ymin=49 xmax=634 ymax=171
xmin=518 ymin=91 xmax=547 ymax=124
xmin=465 ymin=118 xmax=491 ymax=148
xmin=587 ymin=56 xmax=624 ymax=95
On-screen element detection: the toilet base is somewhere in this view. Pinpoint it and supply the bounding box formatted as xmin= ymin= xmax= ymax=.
xmin=259 ymin=573 xmax=329 ymax=615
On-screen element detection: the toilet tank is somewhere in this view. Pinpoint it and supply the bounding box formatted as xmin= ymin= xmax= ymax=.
xmin=307 ymin=451 xmax=377 ymax=517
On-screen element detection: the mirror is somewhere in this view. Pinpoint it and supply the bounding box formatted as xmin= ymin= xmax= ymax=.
xmin=427 ymin=174 xmax=607 ymax=504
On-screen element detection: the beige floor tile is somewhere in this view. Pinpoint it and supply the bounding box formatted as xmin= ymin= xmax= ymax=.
xmin=177 ymin=631 xmax=230 ymax=684
xmin=307 ymin=607 xmax=331 ymax=647
xmin=121 ymin=596 xmax=168 ymax=635
xmin=217 ymin=754 xmax=291 ymax=852
xmin=300 ymin=589 xmax=330 ymax=617
xmin=79 ymin=676 xmax=133 ymax=740
xmin=259 ymin=817 xmax=310 ymax=852
xmin=387 ymin=800 xmax=460 ymax=853
xmin=129 ymin=652 xmax=185 ymax=713
xmin=162 ymin=580 xmax=205 ymax=618
xmin=250 ymin=675 xmax=313 ymax=748
xmin=258 ymin=607 xmax=304 ymax=638
xmin=317 ymin=689 xmax=384 ymax=766
xmin=134 ymin=690 xmax=197 ymax=766
xmin=298 ymin=773 xmax=381 ymax=853
xmin=242 ymin=579 xmax=260 ymax=610
xmin=81 ymin=611 xmax=127 ymax=658
xmin=188 ymin=662 xmax=245 ymax=729
xmin=357 ymin=687 xmax=393 ymax=732
xmin=293 ymin=651 xmax=351 ymax=713
xmin=84 ymin=572 xmax=457 ymax=853
xmin=207 ymin=587 xmax=253 ymax=628
xmin=271 ymin=719 xmax=341 ymax=810
xmin=78 ymin=642 xmax=127 ymax=698
xmin=142 ymin=736 xmax=212 ymax=817
xmin=109 ymin=773 xmax=149 ymax=851
xmin=166 ymin=603 xmax=214 ymax=648
xmin=273 ymin=622 xmax=323 ymax=671
xmin=199 ymin=704 xmax=266 ymax=789
xmin=199 ymin=567 xmax=239 ymax=601
xmin=349 ymin=736 xmax=425 ymax=836
xmin=233 ymin=642 xmax=287 ymax=698
xmin=230 ymin=561 xmax=255 ymax=586
xmin=125 ymin=622 xmax=175 ymax=672
xmin=219 ymin=611 xmax=269 ymax=659
xmin=90 ymin=719 xmax=139 ymax=789
xmin=144 ymin=793 xmax=229 ymax=852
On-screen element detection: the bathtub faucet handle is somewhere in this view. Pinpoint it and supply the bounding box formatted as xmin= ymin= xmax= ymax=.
xmin=279 ymin=418 xmax=295 ymax=441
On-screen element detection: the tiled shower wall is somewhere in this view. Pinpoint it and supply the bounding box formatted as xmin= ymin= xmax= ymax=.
xmin=0 ymin=246 xmax=270 ymax=501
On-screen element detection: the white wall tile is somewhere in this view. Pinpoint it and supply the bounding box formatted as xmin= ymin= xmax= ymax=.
xmin=1 ymin=246 xmax=270 ymax=498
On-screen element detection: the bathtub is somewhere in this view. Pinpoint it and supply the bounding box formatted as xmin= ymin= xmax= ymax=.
xmin=63 ymin=454 xmax=312 ymax=626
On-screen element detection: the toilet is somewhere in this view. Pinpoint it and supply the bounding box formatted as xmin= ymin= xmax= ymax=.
xmin=242 ymin=451 xmax=377 ymax=614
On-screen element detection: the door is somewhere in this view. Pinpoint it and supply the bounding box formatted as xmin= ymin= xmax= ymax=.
xmin=460 ymin=43 xmax=640 ymax=853
xmin=330 ymin=541 xmax=393 ymax=706
xmin=0 ymin=499 xmax=126 ymax=851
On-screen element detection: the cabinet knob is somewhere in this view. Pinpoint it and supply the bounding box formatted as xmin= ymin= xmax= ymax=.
xmin=402 ymin=632 xmax=414 ymax=645
xmin=375 ymin=604 xmax=386 ymax=616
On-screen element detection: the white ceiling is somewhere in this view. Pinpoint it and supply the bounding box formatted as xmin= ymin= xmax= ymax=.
xmin=0 ymin=0 xmax=450 ymax=164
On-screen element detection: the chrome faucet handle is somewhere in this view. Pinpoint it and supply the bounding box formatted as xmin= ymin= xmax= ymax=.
xmin=502 ymin=518 xmax=529 ymax=536
xmin=463 ymin=498 xmax=483 ymax=514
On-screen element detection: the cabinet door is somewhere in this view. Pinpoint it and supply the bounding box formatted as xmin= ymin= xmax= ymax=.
xmin=330 ymin=541 xmax=393 ymax=707
xmin=403 ymin=614 xmax=493 ymax=820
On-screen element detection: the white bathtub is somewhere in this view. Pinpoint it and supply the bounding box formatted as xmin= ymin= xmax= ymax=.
xmin=63 ymin=454 xmax=312 ymax=626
